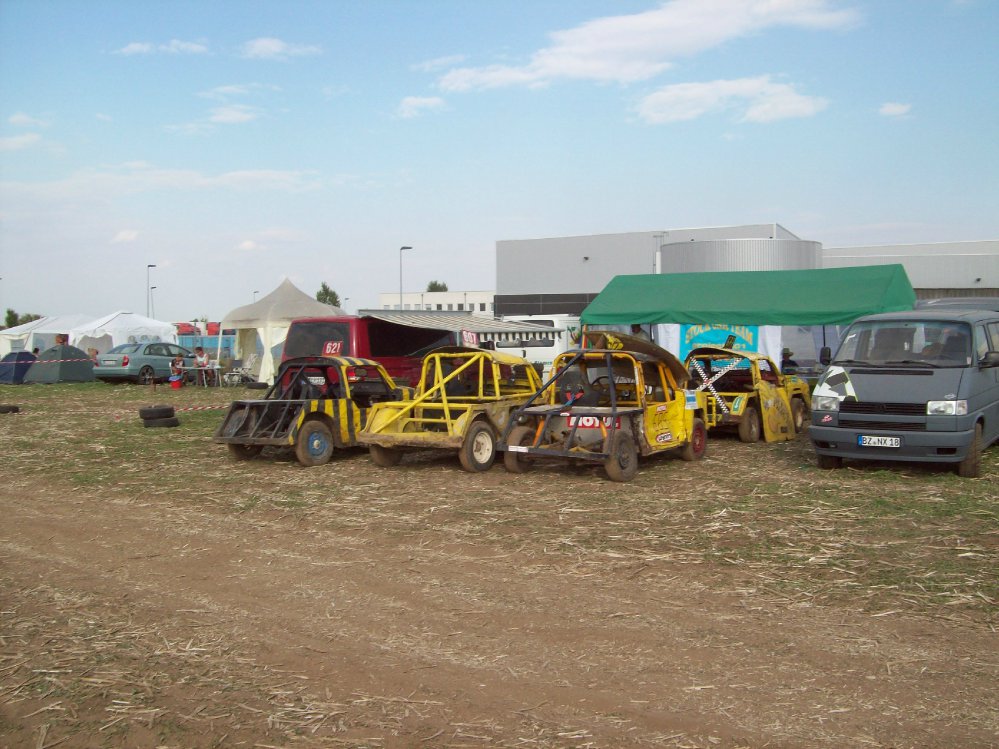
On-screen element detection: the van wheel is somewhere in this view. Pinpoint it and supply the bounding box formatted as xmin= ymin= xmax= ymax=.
xmin=369 ymin=444 xmax=402 ymax=467
xmin=681 ymin=418 xmax=707 ymax=461
xmin=738 ymin=404 xmax=761 ymax=443
xmin=791 ymin=398 xmax=807 ymax=433
xmin=817 ymin=454 xmax=843 ymax=470
xmin=295 ymin=419 xmax=334 ymax=467
xmin=459 ymin=421 xmax=496 ymax=472
xmin=956 ymin=423 xmax=982 ymax=478
xmin=604 ymin=431 xmax=638 ymax=482
xmin=504 ymin=425 xmax=536 ymax=474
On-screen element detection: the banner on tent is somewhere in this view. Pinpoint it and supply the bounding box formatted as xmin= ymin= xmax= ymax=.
xmin=679 ymin=324 xmax=759 ymax=360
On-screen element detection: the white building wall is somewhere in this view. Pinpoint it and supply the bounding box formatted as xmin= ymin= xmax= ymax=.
xmin=378 ymin=289 xmax=494 ymax=313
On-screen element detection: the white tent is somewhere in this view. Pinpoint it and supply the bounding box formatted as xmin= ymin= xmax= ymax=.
xmin=220 ymin=278 xmax=343 ymax=384
xmin=69 ymin=311 xmax=178 ymax=355
xmin=0 ymin=314 xmax=95 ymax=356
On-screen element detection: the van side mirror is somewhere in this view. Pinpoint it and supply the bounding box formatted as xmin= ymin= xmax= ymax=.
xmin=980 ymin=351 xmax=999 ymax=368
xmin=819 ymin=346 xmax=832 ymax=366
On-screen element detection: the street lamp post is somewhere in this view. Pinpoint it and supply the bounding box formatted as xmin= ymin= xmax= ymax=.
xmin=399 ymin=246 xmax=412 ymax=309
xmin=150 ymin=287 xmax=157 ymax=318
xmin=253 ymin=290 xmax=260 ymax=302
xmin=146 ymin=264 xmax=156 ymax=316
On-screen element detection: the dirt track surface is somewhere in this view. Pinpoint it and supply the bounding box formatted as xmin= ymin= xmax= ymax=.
xmin=2 ymin=438 xmax=997 ymax=749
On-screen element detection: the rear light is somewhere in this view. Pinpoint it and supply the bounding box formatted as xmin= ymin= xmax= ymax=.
xmin=345 ymin=367 xmax=368 ymax=383
xmin=122 ymin=355 xmax=129 ymax=366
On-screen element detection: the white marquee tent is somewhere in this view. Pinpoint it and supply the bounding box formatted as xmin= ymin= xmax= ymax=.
xmin=69 ymin=311 xmax=178 ymax=355
xmin=0 ymin=313 xmax=95 ymax=356
xmin=220 ymin=278 xmax=343 ymax=384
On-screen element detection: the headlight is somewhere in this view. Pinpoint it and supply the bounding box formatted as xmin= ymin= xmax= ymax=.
xmin=926 ymin=400 xmax=968 ymax=416
xmin=813 ymin=395 xmax=840 ymax=412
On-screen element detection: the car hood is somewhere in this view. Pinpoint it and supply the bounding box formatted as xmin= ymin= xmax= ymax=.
xmin=814 ymin=364 xmax=965 ymax=403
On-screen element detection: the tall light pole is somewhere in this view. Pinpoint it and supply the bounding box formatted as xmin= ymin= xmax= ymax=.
xmin=146 ymin=264 xmax=156 ymax=316
xmin=399 ymin=246 xmax=412 ymax=310
xmin=652 ymin=233 xmax=663 ymax=274
xmin=150 ymin=287 xmax=157 ymax=318
xmin=253 ymin=290 xmax=260 ymax=302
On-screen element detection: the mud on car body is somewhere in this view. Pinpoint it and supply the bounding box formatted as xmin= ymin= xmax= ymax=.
xmin=213 ymin=356 xmax=412 ymax=467
xmin=357 ymin=346 xmax=543 ymax=472
xmin=498 ymin=331 xmax=709 ymax=482
xmin=685 ymin=346 xmax=811 ymax=443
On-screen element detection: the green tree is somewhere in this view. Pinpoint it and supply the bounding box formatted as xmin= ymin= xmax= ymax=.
xmin=3 ymin=309 xmax=42 ymax=329
xmin=426 ymin=280 xmax=448 ymax=292
xmin=316 ymin=282 xmax=341 ymax=307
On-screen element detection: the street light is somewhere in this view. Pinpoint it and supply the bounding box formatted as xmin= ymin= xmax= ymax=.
xmin=146 ymin=264 xmax=156 ymax=316
xmin=253 ymin=290 xmax=260 ymax=302
xmin=399 ymin=246 xmax=412 ymax=309
xmin=150 ymin=287 xmax=157 ymax=318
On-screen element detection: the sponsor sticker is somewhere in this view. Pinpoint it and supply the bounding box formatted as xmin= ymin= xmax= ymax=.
xmin=655 ymin=431 xmax=674 ymax=443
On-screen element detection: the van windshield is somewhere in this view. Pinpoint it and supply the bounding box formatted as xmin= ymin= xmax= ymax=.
xmin=834 ymin=320 xmax=972 ymax=367
xmin=284 ymin=322 xmax=352 ymax=358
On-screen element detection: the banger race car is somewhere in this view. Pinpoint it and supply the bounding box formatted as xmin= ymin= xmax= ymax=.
xmin=357 ymin=347 xmax=543 ymax=472
xmin=685 ymin=346 xmax=811 ymax=442
xmin=213 ymin=356 xmax=412 ymax=466
xmin=498 ymin=331 xmax=709 ymax=482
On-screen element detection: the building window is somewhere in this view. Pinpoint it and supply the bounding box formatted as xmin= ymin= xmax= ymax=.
xmin=479 ymin=303 xmax=486 ymax=312
xmin=447 ymin=303 xmax=453 ymax=311
xmin=457 ymin=303 xmax=464 ymax=311
xmin=436 ymin=304 xmax=443 ymax=310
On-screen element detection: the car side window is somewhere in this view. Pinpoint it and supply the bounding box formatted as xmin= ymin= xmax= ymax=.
xmin=643 ymin=363 xmax=669 ymax=402
xmin=147 ymin=343 xmax=166 ymax=357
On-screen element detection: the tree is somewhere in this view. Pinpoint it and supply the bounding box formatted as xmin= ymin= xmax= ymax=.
xmin=3 ymin=309 xmax=42 ymax=329
xmin=426 ymin=280 xmax=448 ymax=292
xmin=316 ymin=282 xmax=341 ymax=308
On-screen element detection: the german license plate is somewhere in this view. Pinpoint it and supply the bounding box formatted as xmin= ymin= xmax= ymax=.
xmin=858 ymin=435 xmax=901 ymax=448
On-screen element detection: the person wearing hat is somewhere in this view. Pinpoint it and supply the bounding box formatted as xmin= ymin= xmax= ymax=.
xmin=780 ymin=347 xmax=799 ymax=371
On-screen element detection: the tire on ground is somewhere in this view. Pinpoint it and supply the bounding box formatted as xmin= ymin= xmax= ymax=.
xmin=503 ymin=424 xmax=536 ymax=474
xmin=139 ymin=404 xmax=175 ymax=420
xmin=681 ymin=417 xmax=707 ymax=461
xmin=227 ymin=443 xmax=263 ymax=460
xmin=0 ymin=404 xmax=20 ymax=414
xmin=369 ymin=444 xmax=403 ymax=467
xmin=143 ymin=416 xmax=180 ymax=428
xmin=459 ymin=420 xmax=496 ymax=472
xmin=246 ymin=381 xmax=268 ymax=390
xmin=295 ymin=419 xmax=335 ymax=467
xmin=604 ymin=430 xmax=638 ymax=482
xmin=738 ymin=404 xmax=761 ymax=443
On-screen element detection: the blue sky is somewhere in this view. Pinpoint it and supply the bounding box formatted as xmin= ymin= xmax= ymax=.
xmin=1 ymin=0 xmax=997 ymax=323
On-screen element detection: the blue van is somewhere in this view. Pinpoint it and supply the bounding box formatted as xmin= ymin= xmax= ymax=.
xmin=809 ymin=309 xmax=999 ymax=477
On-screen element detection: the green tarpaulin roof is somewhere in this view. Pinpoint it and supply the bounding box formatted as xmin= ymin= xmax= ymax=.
xmin=580 ymin=265 xmax=916 ymax=327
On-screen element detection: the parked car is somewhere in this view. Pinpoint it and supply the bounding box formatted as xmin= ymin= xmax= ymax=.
xmin=498 ymin=331 xmax=709 ymax=482
xmin=94 ymin=342 xmax=194 ymax=384
xmin=358 ymin=346 xmax=543 ymax=471
xmin=684 ymin=346 xmax=811 ymax=442
xmin=213 ymin=356 xmax=412 ymax=466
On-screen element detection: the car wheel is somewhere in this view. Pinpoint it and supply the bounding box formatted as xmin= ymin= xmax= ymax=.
xmin=503 ymin=424 xmax=536 ymax=474
xmin=139 ymin=404 xmax=174 ymax=420
xmin=738 ymin=404 xmax=761 ymax=443
xmin=143 ymin=416 xmax=180 ymax=428
xmin=956 ymin=423 xmax=982 ymax=478
xmin=604 ymin=431 xmax=638 ymax=482
xmin=817 ymin=453 xmax=843 ymax=470
xmin=369 ymin=444 xmax=402 ymax=467
xmin=681 ymin=418 xmax=707 ymax=461
xmin=791 ymin=398 xmax=807 ymax=433
xmin=137 ymin=365 xmax=156 ymax=385
xmin=295 ymin=419 xmax=334 ymax=467
xmin=459 ymin=421 xmax=496 ymax=472
xmin=228 ymin=443 xmax=263 ymax=460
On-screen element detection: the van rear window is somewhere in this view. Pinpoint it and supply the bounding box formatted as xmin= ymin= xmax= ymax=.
xmin=284 ymin=322 xmax=352 ymax=358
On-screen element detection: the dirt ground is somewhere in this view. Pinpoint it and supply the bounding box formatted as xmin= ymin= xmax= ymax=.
xmin=1 ymin=397 xmax=998 ymax=748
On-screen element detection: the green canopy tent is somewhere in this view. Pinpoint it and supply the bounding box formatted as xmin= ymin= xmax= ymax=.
xmin=580 ymin=265 xmax=916 ymax=327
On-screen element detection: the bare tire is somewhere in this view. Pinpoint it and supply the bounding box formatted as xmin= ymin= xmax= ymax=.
xmin=0 ymin=405 xmax=20 ymax=414
xmin=604 ymin=431 xmax=638 ymax=482
xmin=137 ymin=366 xmax=156 ymax=385
xmin=956 ymin=423 xmax=982 ymax=478
xmin=295 ymin=419 xmax=334 ymax=467
xmin=143 ymin=416 xmax=179 ymax=428
xmin=681 ymin=418 xmax=707 ymax=461
xmin=459 ymin=420 xmax=496 ymax=472
xmin=738 ymin=404 xmax=761 ymax=443
xmin=503 ymin=424 xmax=536 ymax=474
xmin=791 ymin=398 xmax=807 ymax=433
xmin=139 ymin=404 xmax=174 ymax=420
xmin=369 ymin=444 xmax=402 ymax=467
xmin=228 ymin=443 xmax=263 ymax=460
xmin=817 ymin=453 xmax=843 ymax=470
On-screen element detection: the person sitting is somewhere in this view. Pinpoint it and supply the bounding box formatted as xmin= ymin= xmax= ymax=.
xmin=169 ymin=354 xmax=186 ymax=385
xmin=193 ymin=346 xmax=214 ymax=385
xmin=630 ymin=324 xmax=651 ymax=341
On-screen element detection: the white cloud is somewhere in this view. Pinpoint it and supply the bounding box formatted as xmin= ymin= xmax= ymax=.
xmin=96 ymin=113 xmax=113 ymax=122
xmin=397 ymin=96 xmax=446 ymax=119
xmin=879 ymin=102 xmax=911 ymax=117
xmin=637 ymin=76 xmax=827 ymax=123
xmin=209 ymin=105 xmax=260 ymax=124
xmin=9 ymin=112 xmax=48 ymax=128
xmin=112 ymin=229 xmax=139 ymax=243
xmin=237 ymin=239 xmax=262 ymax=251
xmin=114 ymin=39 xmax=207 ymax=55
xmin=241 ymin=37 xmax=322 ymax=61
xmin=438 ymin=0 xmax=859 ymax=91
xmin=0 ymin=133 xmax=41 ymax=151
xmin=199 ymin=83 xmax=280 ymax=100
xmin=412 ymin=55 xmax=467 ymax=73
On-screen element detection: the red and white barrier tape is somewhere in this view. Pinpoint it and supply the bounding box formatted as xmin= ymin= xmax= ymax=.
xmin=174 ymin=405 xmax=229 ymax=412
xmin=29 ymin=358 xmax=95 ymax=364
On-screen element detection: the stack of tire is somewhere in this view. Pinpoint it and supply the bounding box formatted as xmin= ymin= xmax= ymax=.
xmin=0 ymin=404 xmax=20 ymax=414
xmin=139 ymin=404 xmax=180 ymax=428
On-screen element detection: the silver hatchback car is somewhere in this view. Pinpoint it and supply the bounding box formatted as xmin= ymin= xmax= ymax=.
xmin=95 ymin=342 xmax=194 ymax=385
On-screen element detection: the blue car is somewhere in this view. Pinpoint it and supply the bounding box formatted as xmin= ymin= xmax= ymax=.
xmin=95 ymin=342 xmax=194 ymax=385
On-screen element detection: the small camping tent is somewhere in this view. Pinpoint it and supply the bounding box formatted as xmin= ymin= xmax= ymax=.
xmin=220 ymin=279 xmax=344 ymax=384
xmin=0 ymin=314 xmax=95 ymax=356
xmin=0 ymin=351 xmax=37 ymax=384
xmin=23 ymin=344 xmax=95 ymax=383
xmin=69 ymin=311 xmax=177 ymax=355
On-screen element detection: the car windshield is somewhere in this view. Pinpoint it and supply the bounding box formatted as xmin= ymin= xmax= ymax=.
xmin=834 ymin=320 xmax=972 ymax=367
xmin=108 ymin=344 xmax=141 ymax=354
